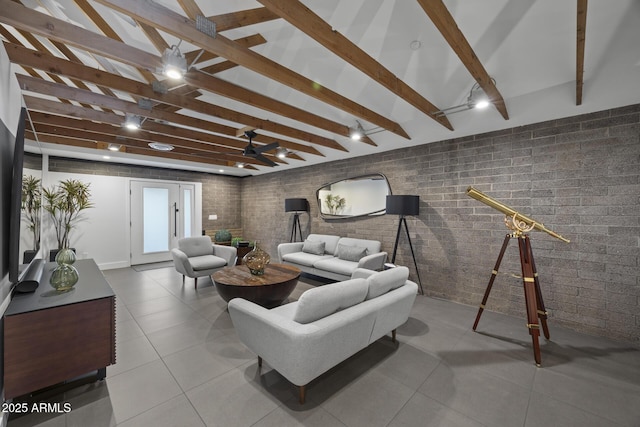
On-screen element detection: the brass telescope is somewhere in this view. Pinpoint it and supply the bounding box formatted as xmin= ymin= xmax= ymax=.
xmin=466 ymin=187 xmax=570 ymax=243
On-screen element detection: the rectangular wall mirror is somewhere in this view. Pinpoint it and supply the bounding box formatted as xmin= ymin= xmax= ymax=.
xmin=316 ymin=173 xmax=392 ymax=220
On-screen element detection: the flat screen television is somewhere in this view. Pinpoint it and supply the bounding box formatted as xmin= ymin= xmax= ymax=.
xmin=7 ymin=107 xmax=27 ymax=284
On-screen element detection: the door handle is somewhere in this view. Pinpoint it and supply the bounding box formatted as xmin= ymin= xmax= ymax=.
xmin=174 ymin=202 xmax=179 ymax=237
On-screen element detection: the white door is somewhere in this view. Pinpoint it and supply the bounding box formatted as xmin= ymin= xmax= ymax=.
xmin=130 ymin=180 xmax=196 ymax=265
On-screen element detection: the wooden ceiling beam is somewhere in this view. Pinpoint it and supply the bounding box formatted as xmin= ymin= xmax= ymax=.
xmin=5 ymin=42 xmax=335 ymax=153
xmin=18 ymin=75 xmax=321 ymax=158
xmin=257 ymin=0 xmax=453 ymax=131
xmin=576 ymin=0 xmax=588 ymax=105
xmin=0 ymin=0 xmax=161 ymax=72
xmin=184 ymin=71 xmax=362 ymax=148
xmin=95 ymin=0 xmax=411 ymax=139
xmin=1 ymin=3 xmax=347 ymax=150
xmin=207 ymin=7 xmax=280 ymax=32
xmin=184 ymin=33 xmax=267 ymax=66
xmin=416 ymin=0 xmax=509 ymax=120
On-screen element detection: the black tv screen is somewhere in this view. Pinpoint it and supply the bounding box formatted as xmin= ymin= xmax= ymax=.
xmin=8 ymin=107 xmax=26 ymax=284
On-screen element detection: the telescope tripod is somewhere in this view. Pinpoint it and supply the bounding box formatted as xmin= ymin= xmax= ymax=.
xmin=472 ymin=233 xmax=550 ymax=366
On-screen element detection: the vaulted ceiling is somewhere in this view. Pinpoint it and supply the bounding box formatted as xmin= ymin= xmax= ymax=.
xmin=1 ymin=0 xmax=639 ymax=176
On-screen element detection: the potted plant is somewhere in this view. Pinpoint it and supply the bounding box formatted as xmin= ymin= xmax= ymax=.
xmin=214 ymin=229 xmax=232 ymax=245
xmin=21 ymin=175 xmax=42 ymax=263
xmin=43 ymin=179 xmax=93 ymax=259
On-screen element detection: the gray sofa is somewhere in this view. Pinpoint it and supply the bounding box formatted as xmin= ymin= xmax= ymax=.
xmin=277 ymin=234 xmax=387 ymax=281
xmin=228 ymin=266 xmax=417 ymax=403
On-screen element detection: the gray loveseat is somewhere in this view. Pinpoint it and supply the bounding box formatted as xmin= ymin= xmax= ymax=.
xmin=277 ymin=234 xmax=387 ymax=281
xmin=228 ymin=266 xmax=417 ymax=403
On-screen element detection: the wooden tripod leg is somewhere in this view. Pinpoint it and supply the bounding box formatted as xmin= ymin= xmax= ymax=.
xmin=528 ymin=241 xmax=550 ymax=340
xmin=519 ymin=236 xmax=542 ymax=366
xmin=473 ymin=234 xmax=511 ymax=331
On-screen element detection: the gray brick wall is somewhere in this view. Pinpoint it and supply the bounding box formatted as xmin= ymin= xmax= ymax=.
xmin=48 ymin=103 xmax=639 ymax=344
xmin=243 ymin=104 xmax=640 ymax=344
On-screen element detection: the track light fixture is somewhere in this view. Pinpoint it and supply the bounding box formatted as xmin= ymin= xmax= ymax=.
xmin=123 ymin=113 xmax=142 ymax=130
xmin=434 ymin=79 xmax=495 ymax=117
xmin=162 ymin=44 xmax=187 ymax=80
xmin=275 ymin=147 xmax=289 ymax=159
xmin=107 ymin=143 xmax=122 ymax=152
xmin=349 ymin=120 xmax=384 ymax=141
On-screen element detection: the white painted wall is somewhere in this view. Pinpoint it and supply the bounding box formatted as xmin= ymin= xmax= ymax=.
xmin=40 ymin=172 xmax=202 ymax=270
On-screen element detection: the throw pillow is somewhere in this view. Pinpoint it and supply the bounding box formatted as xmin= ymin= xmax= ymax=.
xmin=302 ymin=240 xmax=326 ymax=255
xmin=293 ymin=278 xmax=368 ymax=324
xmin=366 ymin=266 xmax=409 ymax=300
xmin=336 ymin=244 xmax=368 ymax=262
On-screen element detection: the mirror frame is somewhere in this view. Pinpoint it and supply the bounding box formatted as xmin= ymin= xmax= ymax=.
xmin=316 ymin=173 xmax=392 ymax=220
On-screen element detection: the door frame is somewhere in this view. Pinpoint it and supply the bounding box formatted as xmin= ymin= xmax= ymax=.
xmin=128 ymin=178 xmax=202 ymax=266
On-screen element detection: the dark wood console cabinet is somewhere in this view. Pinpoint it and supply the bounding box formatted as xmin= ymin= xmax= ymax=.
xmin=3 ymin=259 xmax=116 ymax=399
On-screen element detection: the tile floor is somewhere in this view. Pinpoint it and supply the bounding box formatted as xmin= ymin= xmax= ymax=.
xmin=7 ymin=265 xmax=640 ymax=427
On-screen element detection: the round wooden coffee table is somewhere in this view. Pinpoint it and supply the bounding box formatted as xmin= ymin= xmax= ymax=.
xmin=212 ymin=263 xmax=301 ymax=308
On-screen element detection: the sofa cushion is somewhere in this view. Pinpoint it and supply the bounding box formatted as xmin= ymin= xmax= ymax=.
xmin=189 ymin=254 xmax=227 ymax=271
xmin=302 ymin=240 xmax=326 ymax=255
xmin=334 ymin=237 xmax=381 ymax=257
xmin=282 ymin=251 xmax=333 ymax=267
xmin=293 ymin=278 xmax=368 ymax=324
xmin=179 ymin=236 xmax=213 ymax=257
xmin=313 ymin=257 xmax=359 ymax=276
xmin=366 ymin=266 xmax=410 ymax=300
xmin=336 ymin=243 xmax=368 ymax=262
xmin=306 ymin=234 xmax=341 ymax=255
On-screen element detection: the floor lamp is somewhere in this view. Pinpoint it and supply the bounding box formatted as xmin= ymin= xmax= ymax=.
xmin=285 ymin=198 xmax=308 ymax=242
xmin=386 ymin=195 xmax=424 ymax=294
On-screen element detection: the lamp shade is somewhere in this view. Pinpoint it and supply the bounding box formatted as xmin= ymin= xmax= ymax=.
xmin=285 ymin=198 xmax=309 ymax=212
xmin=386 ymin=195 xmax=419 ymax=216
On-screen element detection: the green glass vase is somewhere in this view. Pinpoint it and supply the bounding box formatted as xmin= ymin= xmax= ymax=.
xmin=50 ymin=248 xmax=79 ymax=291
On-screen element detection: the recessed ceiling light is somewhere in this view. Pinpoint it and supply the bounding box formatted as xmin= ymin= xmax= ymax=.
xmin=102 ymin=155 xmax=111 ymax=160
xmin=237 ymin=162 xmax=245 ymax=168
xmin=148 ymin=142 xmax=174 ymax=151
xmin=107 ymin=143 xmax=122 ymax=152
xmin=219 ymin=169 xmax=224 ymax=173
xmin=409 ymin=40 xmax=422 ymax=50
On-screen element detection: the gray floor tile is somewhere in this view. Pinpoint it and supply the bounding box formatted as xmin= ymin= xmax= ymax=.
xmin=134 ymin=304 xmax=205 ymax=335
xmin=146 ymin=317 xmax=224 ymax=357
xmin=117 ymin=395 xmax=205 ymax=427
xmin=419 ymin=361 xmax=530 ymax=427
xmin=115 ymin=318 xmax=145 ymax=344
xmin=107 ymin=335 xmax=159 ymax=377
xmin=525 ymin=391 xmax=625 ymax=427
xmin=126 ymin=294 xmax=190 ymax=318
xmin=388 ymin=392 xmax=484 ymax=427
xmin=185 ymin=367 xmax=279 ymax=427
xmin=322 ymin=370 xmax=415 ymax=427
xmin=106 ymin=359 xmax=183 ymax=424
xmin=533 ymin=365 xmax=640 ymax=426
xmin=162 ymin=341 xmax=238 ymax=391
xmin=253 ymin=406 xmax=346 ymax=427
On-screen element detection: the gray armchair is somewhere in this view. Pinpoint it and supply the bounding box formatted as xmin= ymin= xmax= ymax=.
xmin=171 ymin=236 xmax=237 ymax=288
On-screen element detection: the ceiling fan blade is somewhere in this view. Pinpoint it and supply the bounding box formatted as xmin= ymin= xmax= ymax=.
xmin=254 ymin=141 xmax=279 ymax=154
xmin=255 ymin=154 xmax=278 ymax=167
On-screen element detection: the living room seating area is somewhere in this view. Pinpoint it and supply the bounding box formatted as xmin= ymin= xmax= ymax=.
xmin=8 ymin=264 xmax=640 ymax=426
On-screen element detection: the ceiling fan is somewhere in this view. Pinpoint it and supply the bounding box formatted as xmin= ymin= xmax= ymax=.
xmin=242 ymin=130 xmax=279 ymax=167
